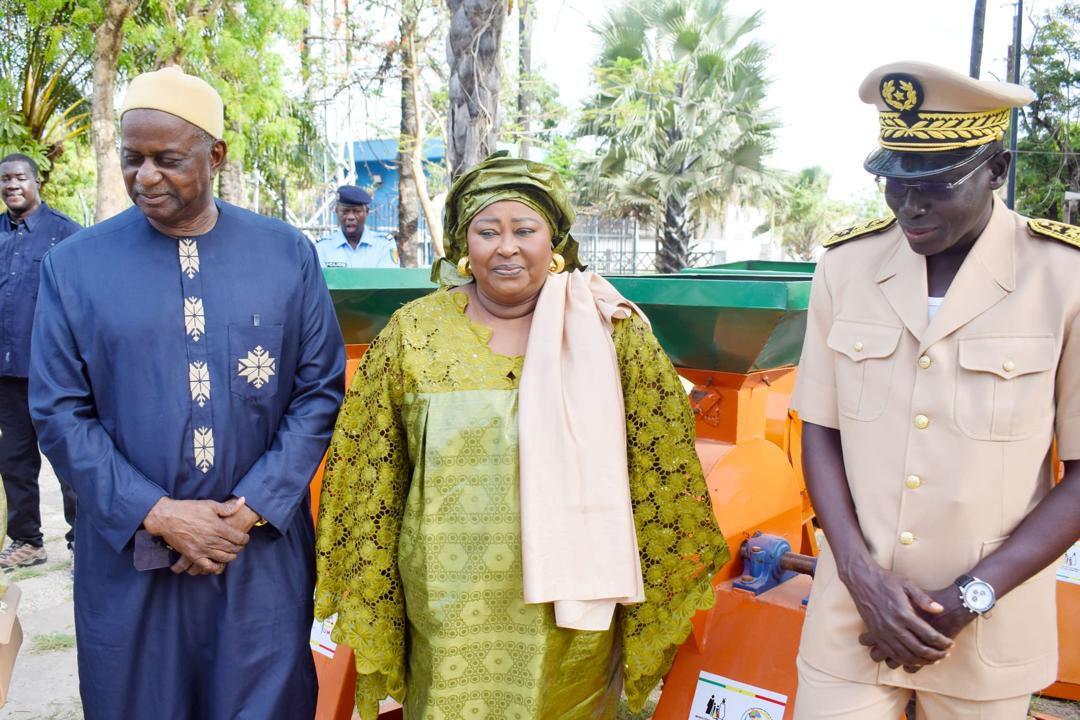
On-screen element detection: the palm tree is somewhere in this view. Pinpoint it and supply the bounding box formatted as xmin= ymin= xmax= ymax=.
xmin=445 ymin=0 xmax=506 ymax=178
xmin=0 ymin=0 xmax=92 ymax=173
xmin=579 ymin=0 xmax=778 ymax=273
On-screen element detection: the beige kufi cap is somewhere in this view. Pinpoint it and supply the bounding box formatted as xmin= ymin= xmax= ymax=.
xmin=120 ymin=65 xmax=224 ymax=139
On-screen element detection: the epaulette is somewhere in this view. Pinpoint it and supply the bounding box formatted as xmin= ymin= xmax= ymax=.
xmin=822 ymin=216 xmax=897 ymax=248
xmin=1027 ymin=218 xmax=1080 ymax=249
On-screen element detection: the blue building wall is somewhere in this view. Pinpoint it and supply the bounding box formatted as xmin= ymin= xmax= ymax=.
xmin=348 ymin=138 xmax=446 ymax=205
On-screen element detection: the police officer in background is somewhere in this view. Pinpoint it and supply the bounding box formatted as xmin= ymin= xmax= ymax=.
xmin=315 ymin=185 xmax=399 ymax=268
xmin=0 ymin=153 xmax=79 ymax=569
xmin=791 ymin=62 xmax=1080 ymax=718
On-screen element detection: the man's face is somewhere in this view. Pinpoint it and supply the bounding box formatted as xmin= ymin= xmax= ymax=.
xmin=335 ymin=202 xmax=368 ymax=238
xmin=883 ymin=151 xmax=1009 ymax=256
xmin=120 ymin=109 xmax=225 ymax=230
xmin=0 ymin=160 xmax=42 ymax=217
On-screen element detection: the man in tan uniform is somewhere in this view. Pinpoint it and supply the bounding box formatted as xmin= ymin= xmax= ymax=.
xmin=791 ymin=61 xmax=1080 ymax=718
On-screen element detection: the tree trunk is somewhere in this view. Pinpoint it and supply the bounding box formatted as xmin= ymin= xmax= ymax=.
xmin=91 ymin=0 xmax=140 ymax=222
xmin=218 ymin=158 xmax=245 ymax=207
xmin=656 ymin=194 xmax=692 ymax=273
xmin=397 ymin=8 xmax=421 ymax=268
xmin=517 ymin=0 xmax=532 ymax=160
xmin=445 ymin=0 xmax=506 ymax=179
xmin=970 ymin=0 xmax=987 ymax=78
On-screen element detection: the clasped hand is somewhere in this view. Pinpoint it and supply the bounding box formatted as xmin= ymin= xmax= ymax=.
xmin=847 ymin=563 xmax=973 ymax=673
xmin=143 ymin=496 xmax=260 ymax=575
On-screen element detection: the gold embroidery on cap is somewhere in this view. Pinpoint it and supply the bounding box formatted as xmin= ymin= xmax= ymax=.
xmin=882 ymin=79 xmax=919 ymax=112
xmin=878 ymin=108 xmax=1010 ymax=152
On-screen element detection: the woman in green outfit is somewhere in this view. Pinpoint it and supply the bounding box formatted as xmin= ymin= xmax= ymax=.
xmin=314 ymin=153 xmax=729 ymax=720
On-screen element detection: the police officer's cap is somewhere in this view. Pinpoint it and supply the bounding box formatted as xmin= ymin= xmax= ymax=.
xmin=337 ymin=186 xmax=372 ymax=206
xmin=860 ymin=61 xmax=1034 ymax=179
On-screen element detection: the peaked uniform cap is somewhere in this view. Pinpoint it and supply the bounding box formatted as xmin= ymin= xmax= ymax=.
xmin=337 ymin=186 xmax=372 ymax=205
xmin=859 ymin=61 xmax=1034 ymax=179
xmin=121 ymin=66 xmax=225 ymax=139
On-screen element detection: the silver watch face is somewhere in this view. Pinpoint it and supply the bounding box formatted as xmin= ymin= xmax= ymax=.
xmin=962 ymin=580 xmax=995 ymax=613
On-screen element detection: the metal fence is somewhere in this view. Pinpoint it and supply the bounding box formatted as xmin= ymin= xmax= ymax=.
xmin=300 ymin=203 xmax=719 ymax=273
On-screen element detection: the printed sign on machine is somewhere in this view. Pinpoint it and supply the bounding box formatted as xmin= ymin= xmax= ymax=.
xmin=687 ymin=670 xmax=788 ymax=720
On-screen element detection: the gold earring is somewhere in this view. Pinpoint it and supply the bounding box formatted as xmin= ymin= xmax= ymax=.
xmin=457 ymin=256 xmax=472 ymax=277
xmin=549 ymin=253 xmax=566 ymax=273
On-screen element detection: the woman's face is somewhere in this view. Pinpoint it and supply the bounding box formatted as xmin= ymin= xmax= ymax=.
xmin=466 ymin=200 xmax=554 ymax=307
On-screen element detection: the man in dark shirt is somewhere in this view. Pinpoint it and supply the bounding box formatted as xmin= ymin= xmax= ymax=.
xmin=0 ymin=153 xmax=79 ymax=568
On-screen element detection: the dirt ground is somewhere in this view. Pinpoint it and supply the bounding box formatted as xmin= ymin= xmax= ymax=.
xmin=0 ymin=459 xmax=1077 ymax=720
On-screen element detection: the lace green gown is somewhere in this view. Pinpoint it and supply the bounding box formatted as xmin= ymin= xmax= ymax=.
xmin=315 ymin=289 xmax=728 ymax=720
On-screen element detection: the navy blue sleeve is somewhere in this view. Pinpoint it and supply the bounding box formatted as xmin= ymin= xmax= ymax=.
xmin=29 ymin=254 xmax=169 ymax=552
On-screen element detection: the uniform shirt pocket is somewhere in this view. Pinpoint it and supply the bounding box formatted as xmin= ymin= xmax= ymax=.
xmin=955 ymin=335 xmax=1055 ymax=441
xmin=826 ymin=319 xmax=902 ymax=421
xmin=229 ymin=323 xmax=284 ymax=401
xmin=975 ymin=536 xmax=1058 ymax=667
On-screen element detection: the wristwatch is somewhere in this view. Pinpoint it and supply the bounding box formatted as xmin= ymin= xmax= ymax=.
xmin=955 ymin=574 xmax=996 ymax=616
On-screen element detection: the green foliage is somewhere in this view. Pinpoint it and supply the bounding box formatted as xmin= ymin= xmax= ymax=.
xmin=0 ymin=105 xmax=49 ymax=170
xmin=0 ymin=0 xmax=94 ymax=174
xmin=578 ymin=0 xmax=778 ymax=271
xmin=760 ymin=167 xmax=836 ymax=260
xmin=1016 ymin=1 xmax=1080 ymax=221
xmin=759 ymin=167 xmax=887 ymax=260
xmin=41 ymin=137 xmax=96 ymax=225
xmin=127 ymin=0 xmax=322 ymax=191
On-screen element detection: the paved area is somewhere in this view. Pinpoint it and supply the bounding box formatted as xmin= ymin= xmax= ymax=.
xmin=0 ymin=457 xmax=80 ymax=720
xmin=0 ymin=457 xmax=1076 ymax=720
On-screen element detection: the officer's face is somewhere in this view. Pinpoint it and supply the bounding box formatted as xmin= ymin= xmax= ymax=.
xmin=884 ymin=151 xmax=1010 ymax=256
xmin=466 ymin=200 xmax=554 ymax=308
xmin=0 ymin=160 xmax=42 ymax=217
xmin=335 ymin=202 xmax=368 ymax=237
xmin=121 ymin=109 xmax=226 ymax=231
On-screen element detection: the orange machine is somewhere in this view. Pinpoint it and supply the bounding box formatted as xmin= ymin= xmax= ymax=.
xmin=652 ymin=368 xmax=810 ymax=720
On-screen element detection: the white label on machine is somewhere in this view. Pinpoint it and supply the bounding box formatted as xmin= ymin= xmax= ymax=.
xmin=687 ymin=670 xmax=788 ymax=720
xmin=1058 ymin=542 xmax=1080 ymax=586
xmin=310 ymin=613 xmax=338 ymax=659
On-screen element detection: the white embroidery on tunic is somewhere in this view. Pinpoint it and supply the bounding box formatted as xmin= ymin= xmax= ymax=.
xmin=193 ymin=426 xmax=214 ymax=473
xmin=178 ymin=240 xmax=200 ymax=279
xmin=184 ymin=297 xmax=205 ymax=342
xmin=238 ymin=345 xmax=276 ymax=389
xmin=189 ymin=361 xmax=210 ymax=407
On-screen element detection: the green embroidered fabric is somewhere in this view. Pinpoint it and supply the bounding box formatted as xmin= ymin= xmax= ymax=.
xmin=314 ymin=289 xmax=729 ymax=720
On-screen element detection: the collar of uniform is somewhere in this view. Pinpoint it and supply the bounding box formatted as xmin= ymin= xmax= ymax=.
xmin=874 ymin=197 xmax=1015 ymax=349
xmin=6 ymin=201 xmax=45 ymax=232
xmin=968 ymin=196 xmax=1016 ymax=293
xmin=873 ymin=198 xmax=1013 ymax=289
xmin=918 ymin=199 xmax=1014 ymax=352
xmin=334 ymin=228 xmax=376 ymax=249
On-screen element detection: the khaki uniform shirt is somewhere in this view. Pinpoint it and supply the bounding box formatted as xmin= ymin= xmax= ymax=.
xmin=791 ymin=199 xmax=1080 ymax=700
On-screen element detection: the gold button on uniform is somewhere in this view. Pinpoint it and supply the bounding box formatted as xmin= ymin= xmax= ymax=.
xmin=853 ymin=341 xmax=864 ymax=352
xmin=1003 ymin=359 xmax=1016 ymax=372
xmin=914 ymin=414 xmax=929 ymax=429
xmin=899 ymin=531 xmax=915 ymax=545
xmin=905 ymin=474 xmax=922 ymax=489
xmin=918 ymin=355 xmax=932 ymax=369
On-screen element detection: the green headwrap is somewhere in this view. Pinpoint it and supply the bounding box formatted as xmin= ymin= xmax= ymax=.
xmin=431 ymin=151 xmax=584 ymax=286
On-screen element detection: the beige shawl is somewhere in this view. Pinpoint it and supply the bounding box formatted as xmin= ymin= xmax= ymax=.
xmin=518 ymin=270 xmax=649 ymax=631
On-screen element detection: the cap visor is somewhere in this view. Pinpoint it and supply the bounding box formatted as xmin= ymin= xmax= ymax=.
xmin=863 ymin=144 xmax=995 ymax=179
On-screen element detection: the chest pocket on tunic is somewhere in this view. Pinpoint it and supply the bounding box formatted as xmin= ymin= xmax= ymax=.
xmin=955 ymin=335 xmax=1056 ymax=441
xmin=229 ymin=323 xmax=283 ymax=401
xmin=826 ymin=320 xmax=902 ymax=421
